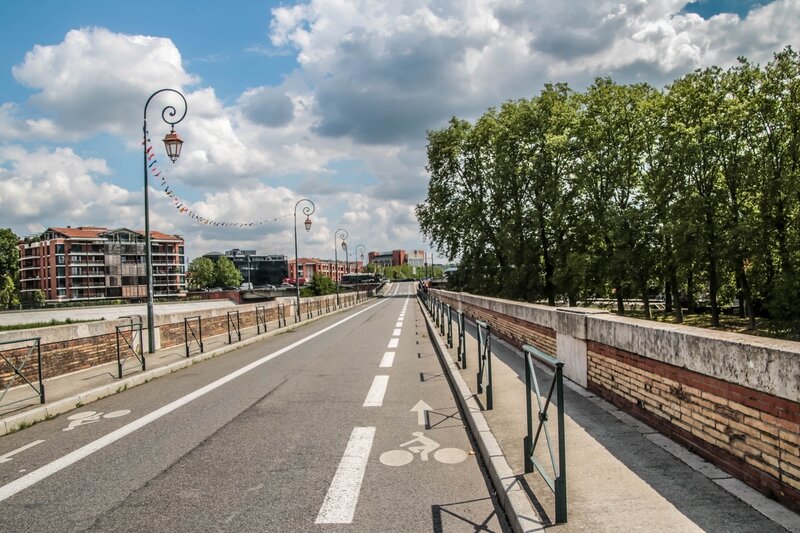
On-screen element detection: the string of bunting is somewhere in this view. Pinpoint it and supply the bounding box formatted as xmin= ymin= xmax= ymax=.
xmin=146 ymin=141 xmax=291 ymax=228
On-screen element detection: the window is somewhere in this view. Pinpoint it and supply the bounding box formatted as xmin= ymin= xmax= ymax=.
xmin=56 ymin=256 xmax=65 ymax=265
xmin=55 ymin=244 xmax=65 ymax=254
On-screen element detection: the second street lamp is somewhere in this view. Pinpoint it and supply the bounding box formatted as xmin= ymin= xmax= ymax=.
xmin=355 ymin=244 xmax=366 ymax=300
xmin=143 ymin=88 xmax=187 ymax=354
xmin=334 ymin=228 xmax=348 ymax=307
xmin=293 ymin=198 xmax=315 ymax=321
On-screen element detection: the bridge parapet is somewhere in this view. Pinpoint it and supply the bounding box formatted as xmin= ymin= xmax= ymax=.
xmin=430 ymin=288 xmax=800 ymax=512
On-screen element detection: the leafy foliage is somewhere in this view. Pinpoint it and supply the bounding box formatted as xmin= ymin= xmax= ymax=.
xmin=214 ymin=257 xmax=243 ymax=288
xmin=187 ymin=257 xmax=215 ymax=289
xmin=418 ymin=46 xmax=800 ymax=330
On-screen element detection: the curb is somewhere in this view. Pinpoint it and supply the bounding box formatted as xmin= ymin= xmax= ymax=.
xmin=417 ymin=296 xmax=544 ymax=533
xmin=0 ymin=299 xmax=371 ymax=437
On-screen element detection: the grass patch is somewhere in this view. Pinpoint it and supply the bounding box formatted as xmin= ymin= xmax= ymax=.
xmin=0 ymin=318 xmax=102 ymax=332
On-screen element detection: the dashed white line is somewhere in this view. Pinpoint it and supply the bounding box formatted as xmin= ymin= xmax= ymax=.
xmin=392 ymin=328 xmax=402 ymax=336
xmin=379 ymin=352 xmax=395 ymax=368
xmin=0 ymin=299 xmax=388 ymax=503
xmin=395 ymin=322 xmax=403 ymax=328
xmin=315 ymin=426 xmax=376 ymax=524
xmin=363 ymin=375 xmax=390 ymax=407
xmin=388 ymin=338 xmax=399 ymax=349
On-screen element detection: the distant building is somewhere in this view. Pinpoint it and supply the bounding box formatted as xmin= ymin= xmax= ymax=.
xmin=368 ymin=249 xmax=425 ymax=273
xmin=203 ymin=249 xmax=288 ymax=287
xmin=18 ymin=226 xmax=186 ymax=302
xmin=288 ymin=257 xmax=351 ymax=284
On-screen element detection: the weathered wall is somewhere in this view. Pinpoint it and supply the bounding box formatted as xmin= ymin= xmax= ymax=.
xmin=0 ymin=293 xmax=361 ymax=388
xmin=429 ymin=289 xmax=800 ymax=511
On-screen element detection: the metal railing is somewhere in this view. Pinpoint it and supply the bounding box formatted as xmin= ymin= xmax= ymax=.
xmin=183 ymin=316 xmax=203 ymax=357
xmin=523 ymin=344 xmax=567 ymax=523
xmin=306 ymin=300 xmax=313 ymax=319
xmin=446 ymin=304 xmax=453 ymax=348
xmin=227 ymin=310 xmax=241 ymax=344
xmin=457 ymin=310 xmax=466 ymax=368
xmin=116 ymin=317 xmax=144 ymax=378
xmin=0 ymin=337 xmax=44 ymax=408
xmin=277 ymin=303 xmax=287 ymax=328
xmin=256 ymin=305 xmax=268 ymax=334
xmin=475 ymin=320 xmax=493 ymax=410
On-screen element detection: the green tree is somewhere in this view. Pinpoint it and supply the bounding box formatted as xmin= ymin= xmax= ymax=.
xmin=215 ymin=257 xmax=243 ymax=288
xmin=0 ymin=228 xmax=19 ymax=280
xmin=0 ymin=275 xmax=18 ymax=310
xmin=187 ymin=257 xmax=215 ymax=289
xmin=20 ymin=289 xmax=45 ymax=308
xmin=305 ymin=274 xmax=336 ymax=296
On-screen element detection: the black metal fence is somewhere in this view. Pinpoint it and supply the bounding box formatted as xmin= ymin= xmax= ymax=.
xmin=116 ymin=317 xmax=144 ymax=378
xmin=475 ymin=320 xmax=493 ymax=410
xmin=227 ymin=310 xmax=241 ymax=344
xmin=0 ymin=336 xmax=44 ymax=408
xmin=183 ymin=315 xmax=204 ymax=357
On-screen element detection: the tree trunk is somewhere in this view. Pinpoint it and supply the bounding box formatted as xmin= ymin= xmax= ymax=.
xmin=665 ymin=280 xmax=673 ymax=315
xmin=671 ymin=273 xmax=683 ymax=323
xmin=709 ymin=256 xmax=720 ymax=327
xmin=615 ymin=285 xmax=624 ymax=315
xmin=687 ymin=272 xmax=696 ymax=314
xmin=642 ymin=283 xmax=651 ymax=320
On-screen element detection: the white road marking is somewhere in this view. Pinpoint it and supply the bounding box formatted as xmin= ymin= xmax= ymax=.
xmin=315 ymin=426 xmax=376 ymax=524
xmin=410 ymin=400 xmax=432 ymax=426
xmin=388 ymin=338 xmax=399 ymax=348
xmin=363 ymin=375 xmax=390 ymax=407
xmin=392 ymin=328 xmax=402 ymax=336
xmin=0 ymin=440 xmax=45 ymax=464
xmin=395 ymin=322 xmax=403 ymax=328
xmin=379 ymin=352 xmax=395 ymax=368
xmin=0 ymin=299 xmax=388 ymax=503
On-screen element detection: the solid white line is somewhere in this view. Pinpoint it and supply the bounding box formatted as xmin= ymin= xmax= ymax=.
xmin=0 ymin=299 xmax=388 ymax=503
xmin=315 ymin=426 xmax=376 ymax=524
xmin=379 ymin=352 xmax=395 ymax=368
xmin=0 ymin=440 xmax=45 ymax=464
xmin=388 ymin=338 xmax=399 ymax=348
xmin=363 ymin=375 xmax=390 ymax=407
xmin=392 ymin=328 xmax=402 ymax=337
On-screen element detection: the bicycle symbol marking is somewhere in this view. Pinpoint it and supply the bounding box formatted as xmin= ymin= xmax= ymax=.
xmin=379 ymin=431 xmax=468 ymax=467
xmin=62 ymin=410 xmax=131 ymax=431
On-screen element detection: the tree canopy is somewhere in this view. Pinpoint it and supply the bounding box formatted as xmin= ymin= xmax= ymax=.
xmin=417 ymin=47 xmax=800 ymax=332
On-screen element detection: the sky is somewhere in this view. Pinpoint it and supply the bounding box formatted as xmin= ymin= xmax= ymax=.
xmin=0 ymin=0 xmax=797 ymax=264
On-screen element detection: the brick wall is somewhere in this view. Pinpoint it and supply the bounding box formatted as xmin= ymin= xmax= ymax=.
xmin=0 ymin=292 xmax=362 ymax=390
xmin=428 ymin=288 xmax=800 ymax=512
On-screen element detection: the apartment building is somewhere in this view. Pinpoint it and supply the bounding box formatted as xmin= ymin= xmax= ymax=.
xmin=368 ymin=249 xmax=425 ymax=271
xmin=288 ymin=257 xmax=351 ymax=284
xmin=18 ymin=226 xmax=186 ymax=302
xmin=203 ymin=249 xmax=289 ymax=287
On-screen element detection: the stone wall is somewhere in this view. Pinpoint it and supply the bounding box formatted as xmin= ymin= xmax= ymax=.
xmin=430 ymin=289 xmax=800 ymax=511
xmin=0 ymin=292 xmax=361 ymax=389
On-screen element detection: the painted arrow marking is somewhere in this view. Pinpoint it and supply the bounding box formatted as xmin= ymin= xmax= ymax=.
xmin=0 ymin=440 xmax=45 ymax=464
xmin=410 ymin=400 xmax=432 ymax=426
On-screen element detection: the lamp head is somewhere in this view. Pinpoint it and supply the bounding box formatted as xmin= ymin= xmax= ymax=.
xmin=304 ymin=216 xmax=312 ymax=232
xmin=163 ymin=129 xmax=183 ymax=163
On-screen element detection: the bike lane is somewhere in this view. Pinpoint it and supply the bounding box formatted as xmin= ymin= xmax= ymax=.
xmin=325 ymin=287 xmax=508 ymax=531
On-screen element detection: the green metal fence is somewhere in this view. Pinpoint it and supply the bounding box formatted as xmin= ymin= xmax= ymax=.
xmin=523 ymin=344 xmax=567 ymax=523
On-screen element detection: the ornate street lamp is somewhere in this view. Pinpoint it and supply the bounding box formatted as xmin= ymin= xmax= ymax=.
xmin=293 ymin=198 xmax=315 ymax=321
xmin=355 ymin=244 xmax=366 ymax=300
xmin=334 ymin=229 xmax=348 ymax=306
xmin=143 ymin=88 xmax=187 ymax=354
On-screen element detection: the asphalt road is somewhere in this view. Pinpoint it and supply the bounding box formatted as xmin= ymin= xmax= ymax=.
xmin=0 ymin=282 xmax=508 ymax=532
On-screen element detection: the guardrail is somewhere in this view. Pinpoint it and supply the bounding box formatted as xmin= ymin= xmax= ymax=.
xmin=445 ymin=304 xmax=453 ymax=348
xmin=227 ymin=310 xmax=241 ymax=344
xmin=476 ymin=320 xmax=493 ymax=410
xmin=456 ymin=310 xmax=466 ymax=368
xmin=277 ymin=303 xmax=287 ymax=328
xmin=116 ymin=316 xmax=144 ymax=378
xmin=0 ymin=337 xmax=44 ymax=408
xmin=183 ymin=316 xmax=204 ymax=357
xmin=523 ymin=344 xmax=567 ymax=523
xmin=256 ymin=305 xmax=268 ymax=334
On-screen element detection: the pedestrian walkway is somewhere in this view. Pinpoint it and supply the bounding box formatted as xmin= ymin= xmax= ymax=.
xmin=418 ymin=296 xmax=800 ymax=533
xmin=0 ymin=297 xmax=368 ymax=436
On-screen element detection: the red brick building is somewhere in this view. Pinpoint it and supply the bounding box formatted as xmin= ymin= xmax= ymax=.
xmin=288 ymin=257 xmax=352 ymax=284
xmin=18 ymin=226 xmax=186 ymax=302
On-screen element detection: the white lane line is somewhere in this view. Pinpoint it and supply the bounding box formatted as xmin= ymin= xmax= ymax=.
xmin=0 ymin=440 xmax=45 ymax=464
xmin=392 ymin=328 xmax=402 ymax=337
xmin=395 ymin=322 xmax=403 ymax=328
xmin=388 ymin=338 xmax=399 ymax=349
xmin=0 ymin=299 xmax=388 ymax=503
xmin=379 ymin=352 xmax=395 ymax=368
xmin=315 ymin=426 xmax=376 ymax=524
xmin=363 ymin=375 xmax=390 ymax=407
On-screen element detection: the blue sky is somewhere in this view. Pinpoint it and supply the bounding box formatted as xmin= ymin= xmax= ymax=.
xmin=0 ymin=0 xmax=795 ymax=263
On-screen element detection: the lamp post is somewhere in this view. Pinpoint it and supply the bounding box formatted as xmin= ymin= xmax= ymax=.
xmin=143 ymin=88 xmax=187 ymax=354
xmin=334 ymin=229 xmax=348 ymax=306
xmin=293 ymin=198 xmax=315 ymax=321
xmin=355 ymin=244 xmax=365 ymax=300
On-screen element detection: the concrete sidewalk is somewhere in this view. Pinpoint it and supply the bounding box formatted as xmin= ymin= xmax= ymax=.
xmin=418 ymin=296 xmax=800 ymax=533
xmin=0 ymin=298 xmax=366 ymax=437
